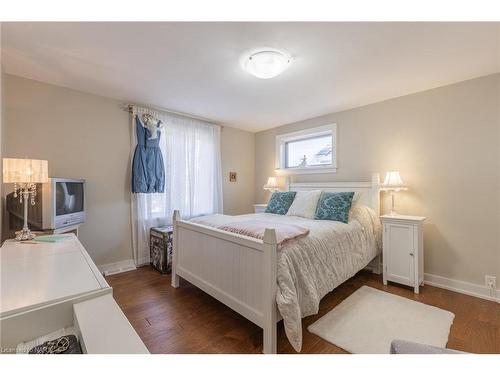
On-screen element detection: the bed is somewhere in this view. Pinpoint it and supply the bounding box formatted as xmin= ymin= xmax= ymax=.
xmin=171 ymin=176 xmax=382 ymax=353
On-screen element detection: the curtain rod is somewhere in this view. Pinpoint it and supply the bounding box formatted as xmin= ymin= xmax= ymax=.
xmin=122 ymin=103 xmax=219 ymax=126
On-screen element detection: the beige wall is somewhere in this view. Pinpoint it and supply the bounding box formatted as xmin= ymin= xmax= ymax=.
xmin=255 ymin=74 xmax=500 ymax=286
xmin=221 ymin=126 xmax=255 ymax=215
xmin=4 ymin=75 xmax=133 ymax=265
xmin=3 ymin=74 xmax=255 ymax=265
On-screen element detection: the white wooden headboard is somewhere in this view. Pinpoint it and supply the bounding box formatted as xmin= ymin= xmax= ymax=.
xmin=288 ymin=174 xmax=381 ymax=216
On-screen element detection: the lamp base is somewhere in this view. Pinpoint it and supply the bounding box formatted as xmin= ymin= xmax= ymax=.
xmin=15 ymin=228 xmax=36 ymax=241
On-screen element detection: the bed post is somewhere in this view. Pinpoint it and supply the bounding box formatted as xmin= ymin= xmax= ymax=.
xmin=371 ymin=172 xmax=381 ymax=217
xmin=262 ymin=228 xmax=278 ymax=354
xmin=171 ymin=210 xmax=180 ymax=288
xmin=371 ymin=172 xmax=383 ymax=274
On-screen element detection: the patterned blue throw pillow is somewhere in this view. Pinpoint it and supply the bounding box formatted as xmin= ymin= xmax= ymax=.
xmin=265 ymin=191 xmax=297 ymax=215
xmin=314 ymin=192 xmax=355 ymax=223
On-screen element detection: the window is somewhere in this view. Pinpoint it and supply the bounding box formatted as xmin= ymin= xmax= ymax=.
xmin=285 ymin=134 xmax=332 ymax=168
xmin=131 ymin=108 xmax=223 ymax=266
xmin=276 ymin=124 xmax=337 ymax=174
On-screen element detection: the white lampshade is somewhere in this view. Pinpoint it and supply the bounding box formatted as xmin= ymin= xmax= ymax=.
xmin=382 ymin=171 xmax=407 ymax=191
xmin=263 ymin=176 xmax=279 ymax=191
xmin=3 ymin=158 xmax=49 ymax=184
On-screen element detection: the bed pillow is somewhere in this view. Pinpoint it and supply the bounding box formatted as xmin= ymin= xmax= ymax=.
xmin=265 ymin=191 xmax=297 ymax=215
xmin=286 ymin=190 xmax=322 ymax=219
xmin=314 ymin=191 xmax=355 ymax=223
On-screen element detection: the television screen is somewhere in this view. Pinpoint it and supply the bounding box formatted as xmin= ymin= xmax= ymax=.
xmin=55 ymin=182 xmax=84 ymax=216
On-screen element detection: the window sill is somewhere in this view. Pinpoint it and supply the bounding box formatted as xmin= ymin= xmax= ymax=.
xmin=275 ymin=166 xmax=337 ymax=175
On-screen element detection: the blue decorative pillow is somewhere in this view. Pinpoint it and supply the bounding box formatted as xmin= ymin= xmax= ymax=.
xmin=265 ymin=191 xmax=297 ymax=215
xmin=314 ymin=192 xmax=355 ymax=223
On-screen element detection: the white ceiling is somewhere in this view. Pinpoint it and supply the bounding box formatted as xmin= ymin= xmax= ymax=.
xmin=2 ymin=22 xmax=499 ymax=132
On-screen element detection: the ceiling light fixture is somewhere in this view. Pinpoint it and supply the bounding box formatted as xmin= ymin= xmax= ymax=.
xmin=242 ymin=49 xmax=292 ymax=79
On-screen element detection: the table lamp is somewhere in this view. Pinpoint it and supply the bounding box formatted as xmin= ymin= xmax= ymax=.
xmin=3 ymin=158 xmax=49 ymax=240
xmin=263 ymin=176 xmax=279 ymax=192
xmin=382 ymin=171 xmax=407 ymax=215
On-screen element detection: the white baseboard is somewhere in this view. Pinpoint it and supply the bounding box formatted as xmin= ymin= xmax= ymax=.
xmin=424 ymin=273 xmax=499 ymax=303
xmin=98 ymin=259 xmax=137 ymax=276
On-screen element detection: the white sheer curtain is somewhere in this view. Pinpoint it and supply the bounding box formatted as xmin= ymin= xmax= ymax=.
xmin=131 ymin=106 xmax=223 ymax=265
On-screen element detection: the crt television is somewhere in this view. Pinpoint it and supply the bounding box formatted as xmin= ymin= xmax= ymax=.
xmin=6 ymin=177 xmax=86 ymax=230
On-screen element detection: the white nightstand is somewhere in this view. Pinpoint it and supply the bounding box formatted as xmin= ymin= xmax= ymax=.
xmin=253 ymin=204 xmax=267 ymax=213
xmin=380 ymin=214 xmax=426 ymax=294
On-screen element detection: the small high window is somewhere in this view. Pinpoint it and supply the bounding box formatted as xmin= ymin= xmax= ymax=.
xmin=276 ymin=124 xmax=337 ymax=174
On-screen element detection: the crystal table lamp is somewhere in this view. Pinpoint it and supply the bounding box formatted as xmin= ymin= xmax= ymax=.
xmin=3 ymin=158 xmax=49 ymax=240
xmin=382 ymin=171 xmax=408 ymax=215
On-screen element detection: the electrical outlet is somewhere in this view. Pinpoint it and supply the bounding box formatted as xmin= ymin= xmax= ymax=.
xmin=485 ymin=275 xmax=497 ymax=297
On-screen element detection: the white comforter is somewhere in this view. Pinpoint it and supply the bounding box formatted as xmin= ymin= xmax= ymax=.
xmin=190 ymin=205 xmax=381 ymax=352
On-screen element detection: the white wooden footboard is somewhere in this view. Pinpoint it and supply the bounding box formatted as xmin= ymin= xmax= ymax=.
xmin=171 ymin=210 xmax=278 ymax=354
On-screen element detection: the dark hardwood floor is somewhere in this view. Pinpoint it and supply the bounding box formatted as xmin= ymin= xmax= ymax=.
xmin=106 ymin=266 xmax=499 ymax=354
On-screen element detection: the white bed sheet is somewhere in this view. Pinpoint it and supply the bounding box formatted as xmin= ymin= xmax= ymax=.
xmin=190 ymin=204 xmax=381 ymax=352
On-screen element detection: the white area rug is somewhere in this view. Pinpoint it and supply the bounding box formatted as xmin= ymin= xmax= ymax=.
xmin=307 ymin=286 xmax=455 ymax=354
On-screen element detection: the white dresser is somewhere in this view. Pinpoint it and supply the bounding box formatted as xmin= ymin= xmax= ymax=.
xmin=0 ymin=234 xmax=148 ymax=354
xmin=381 ymin=214 xmax=426 ymax=294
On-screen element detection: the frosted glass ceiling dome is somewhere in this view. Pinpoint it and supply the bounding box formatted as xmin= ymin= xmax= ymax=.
xmin=242 ymin=49 xmax=292 ymax=79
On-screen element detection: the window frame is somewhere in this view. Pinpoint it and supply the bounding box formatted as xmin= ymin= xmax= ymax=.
xmin=275 ymin=124 xmax=337 ymax=175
